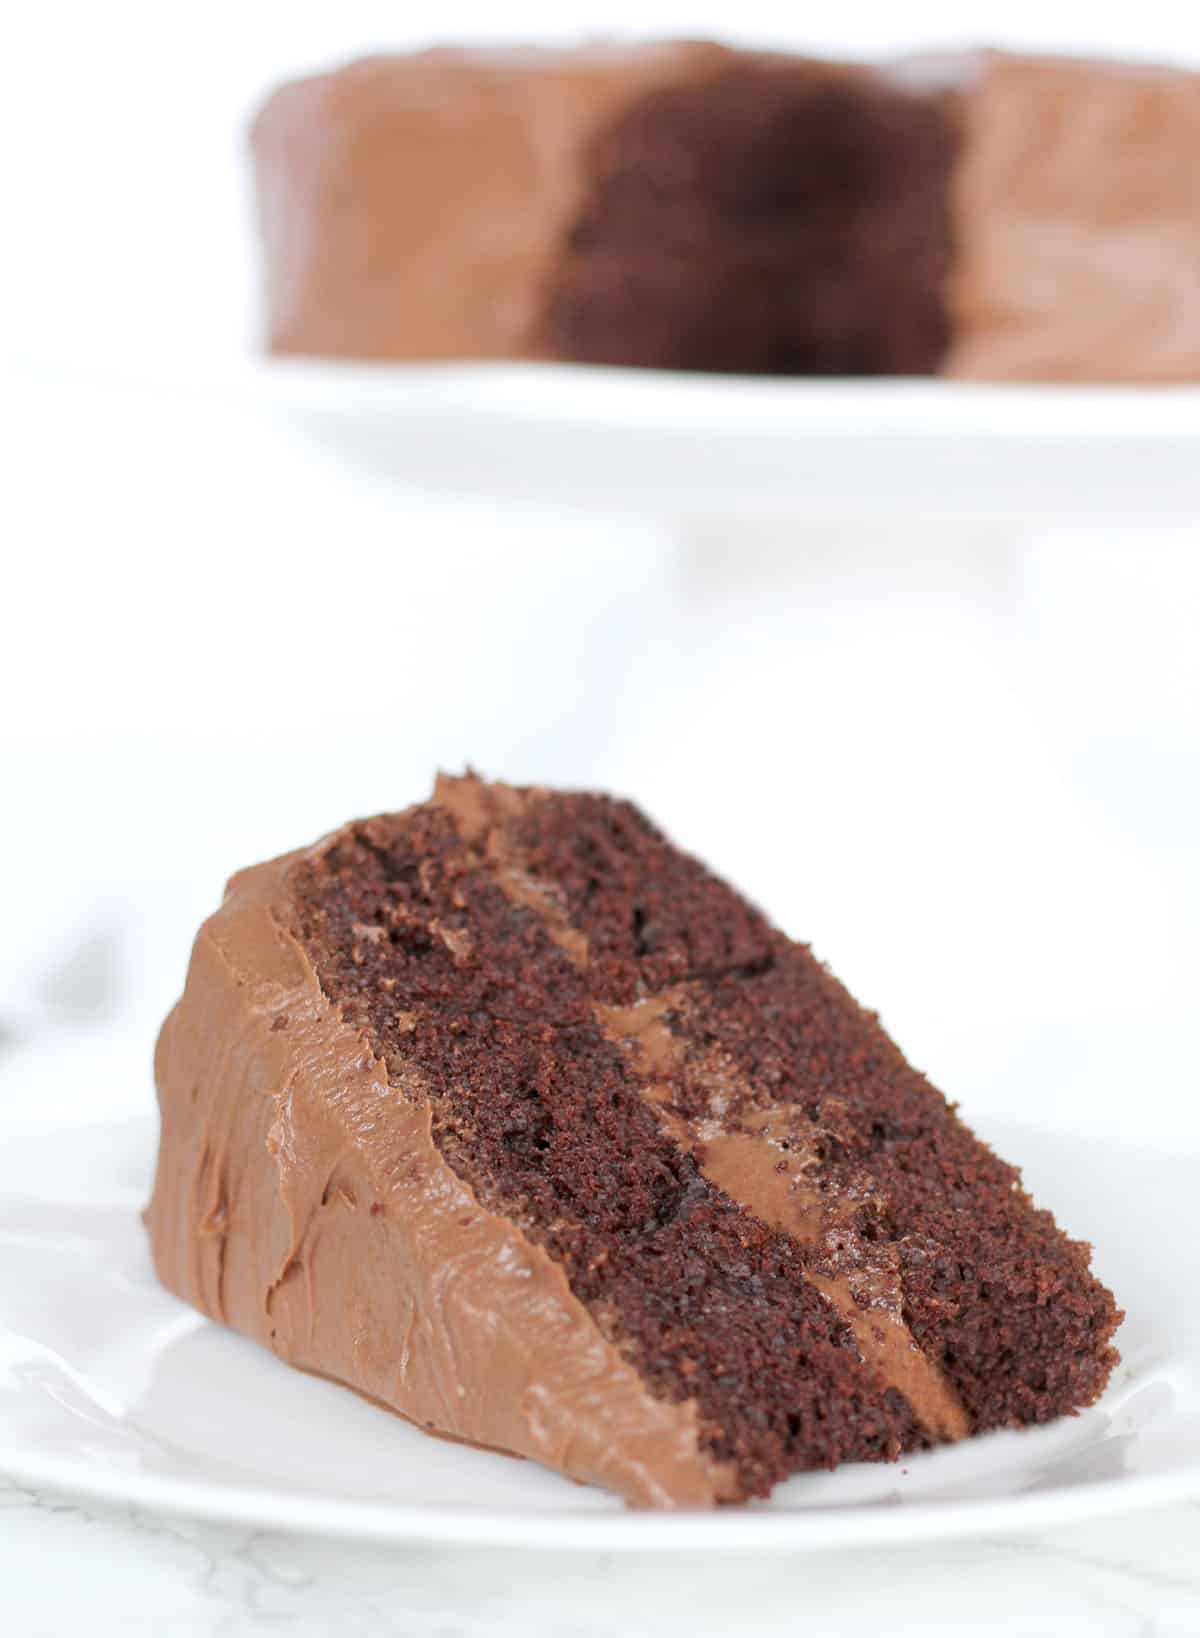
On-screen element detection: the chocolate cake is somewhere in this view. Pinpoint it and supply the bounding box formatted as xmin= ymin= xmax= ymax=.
xmin=251 ymin=43 xmax=731 ymax=362
xmin=541 ymin=58 xmax=957 ymax=375
xmin=146 ymin=775 xmax=1121 ymax=1508
xmin=250 ymin=42 xmax=1200 ymax=382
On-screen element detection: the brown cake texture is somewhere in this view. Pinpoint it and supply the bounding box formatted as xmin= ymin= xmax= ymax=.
xmin=541 ymin=58 xmax=958 ymax=374
xmin=250 ymin=42 xmax=958 ymax=373
xmin=147 ymin=775 xmax=1121 ymax=1508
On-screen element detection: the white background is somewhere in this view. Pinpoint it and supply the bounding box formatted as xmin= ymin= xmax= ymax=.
xmin=3 ymin=6 xmax=1200 ymax=1635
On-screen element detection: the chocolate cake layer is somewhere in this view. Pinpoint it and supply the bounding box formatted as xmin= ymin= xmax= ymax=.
xmin=147 ymin=775 xmax=1121 ymax=1508
xmin=251 ymin=41 xmax=1200 ymax=381
xmin=541 ymin=58 xmax=958 ymax=374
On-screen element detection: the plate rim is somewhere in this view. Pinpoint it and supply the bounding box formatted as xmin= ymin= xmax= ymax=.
xmin=255 ymin=356 xmax=1200 ymax=438
xmin=5 ymin=1449 xmax=1198 ymax=1551
xmin=2 ymin=1115 xmax=1198 ymax=1551
xmin=15 ymin=351 xmax=1200 ymax=440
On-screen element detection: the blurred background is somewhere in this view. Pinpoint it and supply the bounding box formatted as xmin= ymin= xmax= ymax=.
xmin=4 ymin=3 xmax=1199 ymax=1150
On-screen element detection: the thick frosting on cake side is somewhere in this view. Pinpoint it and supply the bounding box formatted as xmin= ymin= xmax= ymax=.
xmin=250 ymin=41 xmax=1200 ymax=379
xmin=251 ymin=43 xmax=730 ymax=361
xmin=146 ymin=845 xmax=733 ymax=1507
xmin=948 ymin=51 xmax=1200 ymax=381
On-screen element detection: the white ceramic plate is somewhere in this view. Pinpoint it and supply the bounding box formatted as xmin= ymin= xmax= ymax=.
xmin=18 ymin=355 xmax=1200 ymax=522
xmin=1 ymin=1113 xmax=1197 ymax=1550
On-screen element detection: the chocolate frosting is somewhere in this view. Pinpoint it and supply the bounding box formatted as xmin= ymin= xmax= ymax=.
xmin=146 ymin=842 xmax=733 ymax=1508
xmin=252 ymin=40 xmax=1200 ymax=381
xmin=251 ymin=42 xmax=729 ymax=361
xmin=948 ymin=51 xmax=1200 ymax=382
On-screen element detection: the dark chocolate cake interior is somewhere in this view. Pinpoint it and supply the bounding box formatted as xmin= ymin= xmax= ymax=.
xmin=541 ymin=59 xmax=960 ymax=374
xmin=289 ymin=782 xmax=1119 ymax=1503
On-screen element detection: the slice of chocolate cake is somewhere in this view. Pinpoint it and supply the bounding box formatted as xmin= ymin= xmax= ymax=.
xmin=146 ymin=775 xmax=1120 ymax=1508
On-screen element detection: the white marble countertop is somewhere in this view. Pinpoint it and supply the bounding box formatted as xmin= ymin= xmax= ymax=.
xmin=3 ymin=1478 xmax=1197 ymax=1637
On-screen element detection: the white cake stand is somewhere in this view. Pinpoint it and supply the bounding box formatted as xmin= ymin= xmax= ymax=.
xmin=257 ymin=360 xmax=1200 ymax=524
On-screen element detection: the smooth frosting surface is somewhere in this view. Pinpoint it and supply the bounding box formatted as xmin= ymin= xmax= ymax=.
xmin=948 ymin=51 xmax=1200 ymax=381
xmin=251 ymin=42 xmax=728 ymax=360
